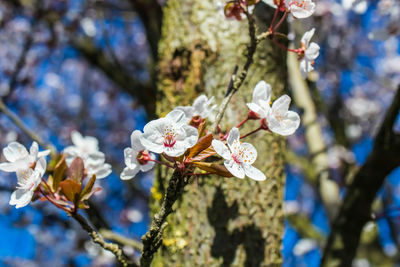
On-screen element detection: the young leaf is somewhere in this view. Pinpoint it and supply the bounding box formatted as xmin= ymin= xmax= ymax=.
xmin=80 ymin=175 xmax=96 ymax=200
xmin=191 ymin=147 xmax=217 ymax=161
xmin=53 ymin=155 xmax=68 ymax=190
xmin=67 ymin=157 xmax=85 ymax=183
xmin=193 ymin=162 xmax=233 ymax=177
xmin=188 ymin=133 xmax=213 ymax=159
xmin=80 ymin=187 xmax=101 ymax=202
xmin=60 ymin=179 xmax=82 ymax=202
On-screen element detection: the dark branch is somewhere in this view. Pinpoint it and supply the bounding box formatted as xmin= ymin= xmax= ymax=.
xmin=321 ymin=86 xmax=400 ymax=266
xmin=140 ymin=170 xmax=189 ymax=267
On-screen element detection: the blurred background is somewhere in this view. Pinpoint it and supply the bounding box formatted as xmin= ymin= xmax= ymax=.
xmin=0 ymin=0 xmax=399 ymax=266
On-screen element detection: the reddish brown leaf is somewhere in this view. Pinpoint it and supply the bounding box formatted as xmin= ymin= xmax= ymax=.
xmin=191 ymin=147 xmax=217 ymax=161
xmin=60 ymin=179 xmax=82 ymax=202
xmin=67 ymin=157 xmax=85 ymax=183
xmin=53 ymin=155 xmax=67 ymax=190
xmin=81 ymin=187 xmax=101 ymax=202
xmin=80 ymin=175 xmax=96 ymax=200
xmin=188 ymin=133 xmax=213 ymax=159
xmin=193 ymin=162 xmax=233 ymax=177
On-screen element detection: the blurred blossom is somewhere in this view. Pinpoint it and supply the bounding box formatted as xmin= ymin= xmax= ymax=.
xmin=81 ymin=17 xmax=97 ymax=37
xmin=126 ymin=208 xmax=144 ymax=223
xmin=293 ymin=239 xmax=318 ymax=256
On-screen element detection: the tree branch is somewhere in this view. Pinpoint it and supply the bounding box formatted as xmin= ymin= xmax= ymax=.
xmin=321 ymin=86 xmax=400 ymax=266
xmin=71 ymin=212 xmax=138 ymax=267
xmin=140 ymin=170 xmax=189 ymax=267
xmin=100 ymin=228 xmax=143 ymax=252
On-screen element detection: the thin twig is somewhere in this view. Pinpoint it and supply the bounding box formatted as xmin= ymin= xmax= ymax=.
xmin=212 ymin=11 xmax=271 ymax=132
xmin=0 ymin=99 xmax=56 ymax=154
xmin=71 ymin=212 xmax=137 ymax=267
xmin=100 ymin=228 xmax=143 ymax=252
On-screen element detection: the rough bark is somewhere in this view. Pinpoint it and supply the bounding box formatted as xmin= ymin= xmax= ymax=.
xmin=151 ymin=1 xmax=287 ymax=266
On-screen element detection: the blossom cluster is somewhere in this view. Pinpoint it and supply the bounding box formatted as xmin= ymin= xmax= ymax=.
xmin=120 ymin=83 xmax=300 ymax=182
xmin=224 ymin=0 xmax=321 ymax=79
xmin=0 ymin=82 xmax=300 ymax=209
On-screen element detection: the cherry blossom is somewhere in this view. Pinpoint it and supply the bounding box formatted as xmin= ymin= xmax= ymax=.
xmin=212 ymin=128 xmax=266 ymax=181
xmin=299 ymin=28 xmax=320 ymax=78
xmin=246 ymin=80 xmax=272 ymax=119
xmin=175 ymin=95 xmax=216 ymax=122
xmin=286 ymin=0 xmax=316 ymax=19
xmin=63 ymin=131 xmax=112 ymax=179
xmin=267 ymin=95 xmax=300 ymax=136
xmin=9 ymin=157 xmax=47 ymax=209
xmin=120 ymin=130 xmax=156 ymax=180
xmin=140 ymin=110 xmax=199 ymax=157
xmin=0 ymin=142 xmax=49 ymax=209
xmin=0 ymin=141 xmax=49 ymax=178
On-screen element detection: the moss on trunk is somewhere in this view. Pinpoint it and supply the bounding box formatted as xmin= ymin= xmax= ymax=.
xmin=151 ymin=1 xmax=288 ymax=266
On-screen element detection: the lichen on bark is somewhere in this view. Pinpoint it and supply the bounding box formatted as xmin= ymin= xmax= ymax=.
xmin=151 ymin=1 xmax=288 ymax=266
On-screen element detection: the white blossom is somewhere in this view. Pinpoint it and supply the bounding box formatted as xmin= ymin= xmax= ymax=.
xmin=63 ymin=131 xmax=111 ymax=179
xmin=246 ymin=80 xmax=272 ymax=118
xmin=300 ymin=28 xmax=320 ymax=78
xmin=120 ymin=130 xmax=156 ymax=180
xmin=0 ymin=141 xmax=49 ymax=178
xmin=286 ymin=0 xmax=316 ymax=19
xmin=212 ymin=128 xmax=266 ymax=181
xmin=0 ymin=142 xmax=49 ymax=208
xmin=175 ymin=95 xmax=216 ymax=122
xmin=267 ymin=95 xmax=300 ymax=136
xmin=140 ymin=110 xmax=198 ymax=157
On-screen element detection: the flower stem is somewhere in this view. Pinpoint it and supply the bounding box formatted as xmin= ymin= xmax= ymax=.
xmin=39 ymin=187 xmax=71 ymax=213
xmin=236 ymin=117 xmax=249 ymax=128
xmin=240 ymin=126 xmax=262 ymax=139
xmin=273 ymin=11 xmax=288 ymax=32
xmin=149 ymin=158 xmax=174 ymax=169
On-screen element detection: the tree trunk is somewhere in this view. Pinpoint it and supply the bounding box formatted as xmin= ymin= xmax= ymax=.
xmin=151 ymin=1 xmax=287 ymax=266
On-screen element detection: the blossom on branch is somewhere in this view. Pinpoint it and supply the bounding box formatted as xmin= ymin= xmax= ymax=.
xmin=63 ymin=131 xmax=112 ymax=179
xmin=286 ymin=0 xmax=316 ymax=18
xmin=267 ymin=95 xmax=300 ymax=136
xmin=175 ymin=95 xmax=216 ymax=122
xmin=212 ymin=128 xmax=266 ymax=181
xmin=299 ymin=28 xmax=320 ymax=78
xmin=246 ymin=80 xmax=272 ymax=119
xmin=121 ymin=130 xmax=156 ymax=180
xmin=140 ymin=110 xmax=199 ymax=157
xmin=0 ymin=142 xmax=49 ymax=208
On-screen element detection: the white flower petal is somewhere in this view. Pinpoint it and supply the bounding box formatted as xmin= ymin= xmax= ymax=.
xmin=252 ymin=81 xmax=271 ymax=104
xmin=243 ymin=164 xmax=266 ymax=181
xmin=9 ymin=189 xmax=34 ymax=209
xmin=141 ymin=118 xmax=168 ymax=154
xmin=269 ymin=110 xmax=301 ymax=136
xmin=71 ymin=131 xmax=84 ymax=147
xmin=227 ymin=127 xmax=240 ymax=151
xmin=0 ymin=162 xmax=19 ymax=172
xmin=305 ymin=42 xmax=320 ymax=60
xmin=120 ymin=166 xmax=140 ymax=180
xmin=182 ymin=125 xmax=199 ymax=148
xmin=139 ymin=159 xmax=156 ymax=172
xmin=35 ymin=157 xmax=47 ymax=176
xmin=246 ymin=103 xmax=268 ymax=118
xmin=301 ymin=28 xmax=315 ymax=47
xmin=224 ymin=159 xmax=245 ymax=178
xmin=239 ymin=143 xmax=258 ymax=165
xmin=29 ymin=142 xmax=39 ymax=159
xmin=3 ymin=142 xmax=28 ymax=162
xmin=165 ymin=110 xmax=185 ymax=124
xmin=124 ymin=148 xmax=138 ymax=169
xmin=271 ymin=95 xmax=291 ymax=117
xmin=90 ymin=163 xmax=112 ymax=179
xmin=37 ymin=150 xmax=51 ymax=158
xmin=212 ymin=140 xmax=231 ymax=160
xmin=130 ymin=130 xmax=145 ymax=152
